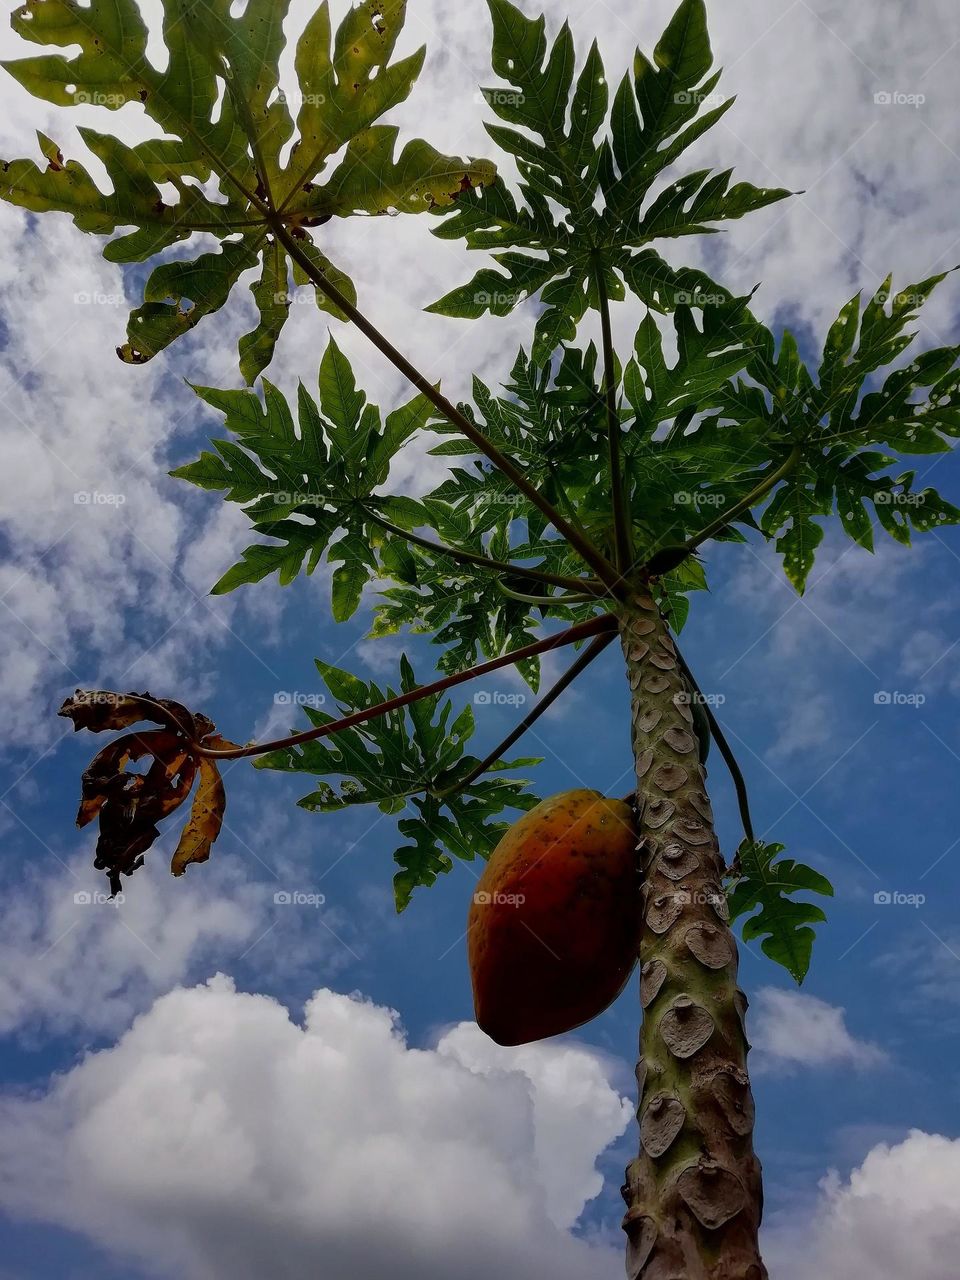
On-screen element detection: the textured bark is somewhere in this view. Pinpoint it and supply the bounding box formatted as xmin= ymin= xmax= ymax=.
xmin=618 ymin=589 xmax=766 ymax=1280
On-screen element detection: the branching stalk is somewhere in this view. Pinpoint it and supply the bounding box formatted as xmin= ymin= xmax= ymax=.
xmin=496 ymin=583 xmax=599 ymax=606
xmin=363 ymin=508 xmax=605 ymax=595
xmin=271 ymin=220 xmax=622 ymax=590
xmin=437 ymin=632 xmax=614 ymax=798
xmin=195 ymin=614 xmax=618 ymax=760
xmin=673 ymin=643 xmax=755 ymax=845
xmin=592 ymin=252 xmax=632 ymax=571
xmin=639 ymin=447 xmax=803 ymax=579
xmin=686 ymin=444 xmax=802 ymax=553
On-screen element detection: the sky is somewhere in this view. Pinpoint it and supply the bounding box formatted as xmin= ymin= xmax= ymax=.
xmin=1 ymin=0 xmax=960 ymax=1278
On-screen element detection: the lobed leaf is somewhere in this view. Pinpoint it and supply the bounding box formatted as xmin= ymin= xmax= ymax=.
xmin=721 ymin=272 xmax=960 ymax=590
xmin=427 ymin=0 xmax=790 ymax=361
xmin=172 ymin=335 xmax=432 ymax=611
xmin=1 ymin=0 xmax=495 ymax=381
xmin=256 ymin=660 xmax=540 ymax=909
xmin=727 ymin=839 xmax=834 ymax=983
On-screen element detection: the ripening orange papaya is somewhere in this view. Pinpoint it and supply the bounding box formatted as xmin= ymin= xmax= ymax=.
xmin=468 ymin=788 xmax=640 ymax=1046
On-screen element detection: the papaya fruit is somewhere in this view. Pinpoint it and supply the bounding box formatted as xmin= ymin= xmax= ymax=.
xmin=468 ymin=788 xmax=640 ymax=1046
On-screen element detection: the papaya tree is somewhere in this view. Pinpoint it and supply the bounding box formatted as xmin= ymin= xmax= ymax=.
xmin=4 ymin=0 xmax=959 ymax=1276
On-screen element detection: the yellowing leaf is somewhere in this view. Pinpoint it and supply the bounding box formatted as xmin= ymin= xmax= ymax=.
xmin=170 ymin=740 xmax=234 ymax=877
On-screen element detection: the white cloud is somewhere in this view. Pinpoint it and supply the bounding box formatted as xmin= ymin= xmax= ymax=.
xmin=0 ymin=782 xmax=371 ymax=1040
xmin=765 ymin=1130 xmax=960 ymax=1280
xmin=751 ymin=987 xmax=887 ymax=1071
xmin=437 ymin=1023 xmax=633 ymax=1229
xmin=0 ymin=977 xmax=628 ymax=1280
xmin=0 ymin=853 xmax=270 ymax=1039
xmin=767 ymin=687 xmax=837 ymax=761
xmin=0 ymin=205 xmax=259 ymax=748
xmin=900 ymin=626 xmax=960 ymax=695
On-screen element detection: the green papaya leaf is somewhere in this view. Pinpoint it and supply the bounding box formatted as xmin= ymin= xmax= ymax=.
xmin=1 ymin=0 xmax=495 ymax=382
xmin=727 ymin=839 xmax=834 ymax=983
xmin=255 ymin=659 xmax=540 ymax=910
xmin=716 ymin=273 xmax=960 ymax=590
xmin=427 ymin=0 xmax=790 ymax=361
xmin=171 ymin=334 xmax=432 ymax=612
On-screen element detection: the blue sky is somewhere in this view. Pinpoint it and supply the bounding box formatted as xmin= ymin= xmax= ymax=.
xmin=2 ymin=1 xmax=960 ymax=1278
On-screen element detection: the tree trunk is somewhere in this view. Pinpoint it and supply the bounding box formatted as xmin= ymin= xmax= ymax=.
xmin=618 ymin=589 xmax=766 ymax=1280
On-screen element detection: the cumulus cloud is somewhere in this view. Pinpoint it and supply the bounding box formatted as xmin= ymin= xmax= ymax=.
xmin=750 ymin=987 xmax=887 ymax=1071
xmin=767 ymin=688 xmax=838 ymax=762
xmin=0 ymin=784 xmax=371 ymax=1041
xmin=437 ymin=1023 xmax=633 ymax=1229
xmin=0 ymin=205 xmax=256 ymax=747
xmin=0 ymin=977 xmax=629 ymax=1280
xmin=765 ymin=1130 xmax=960 ymax=1280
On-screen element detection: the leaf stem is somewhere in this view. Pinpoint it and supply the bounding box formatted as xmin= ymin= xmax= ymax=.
xmin=592 ymin=252 xmax=632 ymax=570
xmin=195 ymin=614 xmax=618 ymax=760
xmin=672 ymin=642 xmax=755 ymax=844
xmin=270 ymin=220 xmax=622 ymax=590
xmin=495 ymin=583 xmax=598 ymax=606
xmin=685 ymin=445 xmax=802 ymax=554
xmin=363 ymin=508 xmax=605 ymax=595
xmin=436 ymin=632 xmax=614 ymax=798
xmin=641 ymin=444 xmax=802 ymax=576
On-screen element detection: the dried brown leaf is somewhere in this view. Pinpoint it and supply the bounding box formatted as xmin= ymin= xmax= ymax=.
xmin=77 ymin=728 xmax=195 ymax=828
xmin=59 ymin=689 xmax=197 ymax=738
xmin=170 ymin=737 xmax=233 ymax=877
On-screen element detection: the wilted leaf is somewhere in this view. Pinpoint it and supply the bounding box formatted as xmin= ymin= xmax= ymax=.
xmin=59 ymin=689 xmax=199 ymax=738
xmin=78 ymin=729 xmax=195 ymax=829
xmin=170 ymin=743 xmax=231 ymax=877
xmin=64 ymin=690 xmax=235 ymax=896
